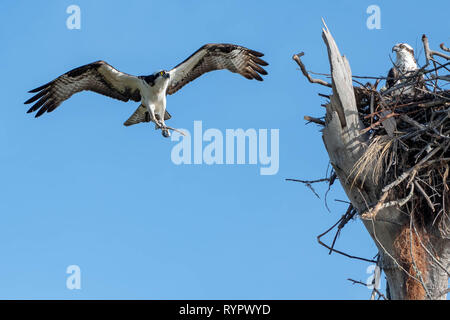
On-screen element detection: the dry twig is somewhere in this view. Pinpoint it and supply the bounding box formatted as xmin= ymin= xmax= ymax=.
xmin=292 ymin=52 xmax=332 ymax=87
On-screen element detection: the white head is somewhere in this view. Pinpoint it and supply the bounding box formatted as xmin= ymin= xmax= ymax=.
xmin=154 ymin=70 xmax=170 ymax=81
xmin=392 ymin=43 xmax=416 ymax=64
xmin=142 ymin=70 xmax=170 ymax=87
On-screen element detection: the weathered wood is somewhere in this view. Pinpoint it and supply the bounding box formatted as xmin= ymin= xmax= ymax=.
xmin=317 ymin=21 xmax=449 ymax=300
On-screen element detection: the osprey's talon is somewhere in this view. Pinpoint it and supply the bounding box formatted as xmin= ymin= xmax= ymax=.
xmin=162 ymin=127 xmax=171 ymax=138
xmin=153 ymin=119 xmax=164 ymax=130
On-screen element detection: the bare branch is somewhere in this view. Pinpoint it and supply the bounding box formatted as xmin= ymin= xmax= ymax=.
xmin=423 ymin=34 xmax=450 ymax=64
xmin=292 ymin=52 xmax=332 ymax=87
xmin=285 ymin=177 xmax=330 ymax=198
xmin=304 ymin=115 xmax=325 ymax=126
xmin=440 ymin=43 xmax=450 ymax=53
xmin=347 ymin=278 xmax=388 ymax=300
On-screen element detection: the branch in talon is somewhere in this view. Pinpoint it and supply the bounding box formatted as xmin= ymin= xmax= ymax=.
xmin=165 ymin=126 xmax=186 ymax=136
xmin=154 ymin=120 xmax=164 ymax=130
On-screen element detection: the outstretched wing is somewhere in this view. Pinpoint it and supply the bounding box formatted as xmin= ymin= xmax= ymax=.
xmin=167 ymin=43 xmax=268 ymax=95
xmin=24 ymin=60 xmax=142 ymax=117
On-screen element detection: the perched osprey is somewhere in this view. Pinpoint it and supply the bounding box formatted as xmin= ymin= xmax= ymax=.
xmin=385 ymin=43 xmax=425 ymax=95
xmin=24 ymin=44 xmax=268 ymax=137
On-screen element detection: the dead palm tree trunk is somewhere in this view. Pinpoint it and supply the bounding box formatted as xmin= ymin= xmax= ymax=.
xmin=293 ymin=21 xmax=449 ymax=300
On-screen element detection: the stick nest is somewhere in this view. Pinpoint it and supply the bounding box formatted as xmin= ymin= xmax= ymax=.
xmin=351 ymin=38 xmax=449 ymax=239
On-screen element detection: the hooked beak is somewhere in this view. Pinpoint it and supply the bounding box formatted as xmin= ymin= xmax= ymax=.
xmin=392 ymin=45 xmax=399 ymax=53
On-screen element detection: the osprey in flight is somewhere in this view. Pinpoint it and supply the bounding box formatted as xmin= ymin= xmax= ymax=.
xmin=385 ymin=43 xmax=425 ymax=95
xmin=25 ymin=43 xmax=268 ymax=137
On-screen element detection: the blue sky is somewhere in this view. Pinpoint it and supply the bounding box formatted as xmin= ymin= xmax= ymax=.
xmin=0 ymin=1 xmax=448 ymax=299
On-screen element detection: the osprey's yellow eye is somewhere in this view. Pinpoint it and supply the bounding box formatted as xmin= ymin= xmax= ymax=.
xmin=160 ymin=71 xmax=164 ymax=76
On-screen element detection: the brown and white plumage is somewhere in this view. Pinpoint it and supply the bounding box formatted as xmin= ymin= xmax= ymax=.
xmin=25 ymin=61 xmax=142 ymax=118
xmin=25 ymin=43 xmax=268 ymax=137
xmin=385 ymin=43 xmax=426 ymax=95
